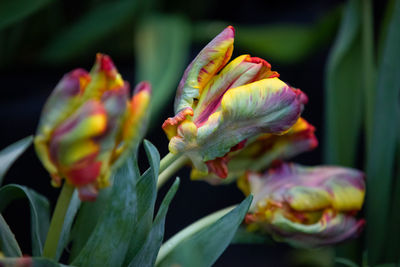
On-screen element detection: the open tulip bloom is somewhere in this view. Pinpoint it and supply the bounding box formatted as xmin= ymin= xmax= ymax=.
xmin=163 ymin=26 xmax=308 ymax=180
xmin=0 ymin=24 xmax=370 ymax=266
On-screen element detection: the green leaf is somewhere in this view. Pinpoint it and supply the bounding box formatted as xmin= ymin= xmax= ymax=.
xmin=55 ymin=190 xmax=81 ymax=261
xmin=366 ymin=0 xmax=400 ymax=264
xmin=0 ymin=0 xmax=52 ymax=30
xmin=156 ymin=195 xmax=252 ymax=267
xmin=41 ymin=0 xmax=140 ymax=63
xmin=71 ymin=153 xmax=139 ymax=267
xmin=135 ymin=14 xmax=190 ymax=128
xmin=0 ymin=184 xmax=49 ymax=256
xmin=323 ymin=0 xmax=363 ymax=166
xmin=0 ymin=257 xmax=68 ymax=266
xmin=69 ymin=184 xmax=113 ymax=261
xmin=128 ymin=178 xmax=180 ymax=267
xmin=0 ymin=214 xmax=22 ymax=257
xmin=122 ymin=140 xmax=159 ymax=265
xmin=0 ymin=136 xmax=32 ymax=186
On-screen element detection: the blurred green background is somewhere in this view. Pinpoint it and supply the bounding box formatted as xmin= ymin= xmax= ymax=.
xmin=1 ymin=0 xmax=399 ymax=266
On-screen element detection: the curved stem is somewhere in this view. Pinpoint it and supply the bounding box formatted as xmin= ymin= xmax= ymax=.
xmin=159 ymin=153 xmax=181 ymax=174
xmin=42 ymin=182 xmax=74 ymax=259
xmin=155 ymin=205 xmax=236 ymax=265
xmin=157 ymin=155 xmax=189 ymax=190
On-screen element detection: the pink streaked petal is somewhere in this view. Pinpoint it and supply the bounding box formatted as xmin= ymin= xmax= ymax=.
xmin=174 ymin=26 xmax=235 ymax=113
xmin=196 ymin=78 xmax=302 ymax=162
xmin=193 ymin=55 xmax=280 ymax=127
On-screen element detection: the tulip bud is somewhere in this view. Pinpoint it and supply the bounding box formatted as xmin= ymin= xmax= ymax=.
xmin=163 ymin=26 xmax=306 ymax=179
xmin=34 ymin=54 xmax=151 ymax=201
xmin=238 ymin=162 xmax=365 ymax=247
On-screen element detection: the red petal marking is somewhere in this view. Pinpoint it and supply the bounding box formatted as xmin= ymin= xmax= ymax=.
xmin=227 ymin=25 xmax=235 ymax=34
xmin=96 ymin=53 xmax=117 ymax=78
xmin=162 ymin=107 xmax=194 ymax=139
xmin=242 ymin=55 xmax=280 ymax=80
xmin=245 ymin=213 xmax=256 ymax=224
xmin=134 ymin=81 xmax=152 ymax=94
xmin=230 ymin=139 xmax=247 ymax=152
xmin=66 ymin=161 xmax=102 ymax=186
xmin=206 ymin=156 xmax=229 ymax=179
xmin=291 ymin=87 xmax=308 ymax=105
xmin=205 ymin=139 xmax=247 ymax=179
xmin=248 ymin=56 xmax=271 ymax=68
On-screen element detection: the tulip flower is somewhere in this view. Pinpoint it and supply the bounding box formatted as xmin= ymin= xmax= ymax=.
xmin=238 ymin=162 xmax=365 ymax=247
xmin=162 ymin=26 xmax=307 ymax=178
xmin=34 ymin=54 xmax=151 ymax=201
xmin=190 ymin=117 xmax=318 ymax=184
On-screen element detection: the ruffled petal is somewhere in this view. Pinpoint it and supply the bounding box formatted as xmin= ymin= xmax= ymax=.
xmin=196 ymin=77 xmax=302 ymax=161
xmin=193 ymin=54 xmax=279 ymax=126
xmin=162 ymin=107 xmax=194 ymax=140
xmin=265 ymin=209 xmax=365 ymax=247
xmin=174 ymin=26 xmax=235 ymax=113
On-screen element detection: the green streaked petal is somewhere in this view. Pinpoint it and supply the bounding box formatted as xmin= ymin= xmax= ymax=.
xmin=197 ymin=78 xmax=301 ymax=161
xmin=193 ymin=54 xmax=278 ymax=125
xmin=174 ymin=26 xmax=234 ymax=113
xmin=36 ymin=69 xmax=90 ymax=135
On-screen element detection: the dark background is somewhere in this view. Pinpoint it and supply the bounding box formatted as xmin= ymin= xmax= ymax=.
xmin=0 ymin=0 xmax=386 ymax=265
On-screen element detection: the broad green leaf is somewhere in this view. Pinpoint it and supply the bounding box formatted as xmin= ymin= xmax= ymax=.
xmin=0 ymin=184 xmax=49 ymax=256
xmin=71 ymin=153 xmax=139 ymax=267
xmin=156 ymin=196 xmax=252 ymax=267
xmin=69 ymin=184 xmax=113 ymax=261
xmin=41 ymin=0 xmax=140 ymax=63
xmin=323 ymin=0 xmax=363 ymax=166
xmin=0 ymin=214 xmax=22 ymax=257
xmin=366 ymin=0 xmax=400 ymax=264
xmin=135 ymin=15 xmax=190 ymax=127
xmin=193 ymin=7 xmax=339 ymax=65
xmin=123 ymin=140 xmax=159 ymax=265
xmin=128 ymin=178 xmax=180 ymax=267
xmin=0 ymin=257 xmax=68 ymax=266
xmin=0 ymin=0 xmax=52 ymax=30
xmin=0 ymin=136 xmax=32 ymax=186
xmin=55 ymin=190 xmax=81 ymax=261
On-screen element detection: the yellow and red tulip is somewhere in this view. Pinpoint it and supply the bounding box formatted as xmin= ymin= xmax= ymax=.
xmin=163 ymin=26 xmax=307 ymax=178
xmin=238 ymin=162 xmax=365 ymax=247
xmin=191 ymin=117 xmax=318 ymax=184
xmin=34 ymin=54 xmax=151 ymax=201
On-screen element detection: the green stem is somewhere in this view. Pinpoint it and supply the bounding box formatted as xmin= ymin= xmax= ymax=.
xmin=159 ymin=152 xmax=181 ymax=173
xmin=42 ymin=182 xmax=74 ymax=259
xmin=155 ymin=205 xmax=236 ymax=265
xmin=157 ymin=155 xmax=188 ymax=190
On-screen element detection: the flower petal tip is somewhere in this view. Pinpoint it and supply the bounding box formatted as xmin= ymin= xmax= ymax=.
xmin=227 ymin=25 xmax=235 ymax=35
xmin=134 ymin=81 xmax=152 ymax=94
xmin=96 ymin=53 xmax=118 ymax=78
